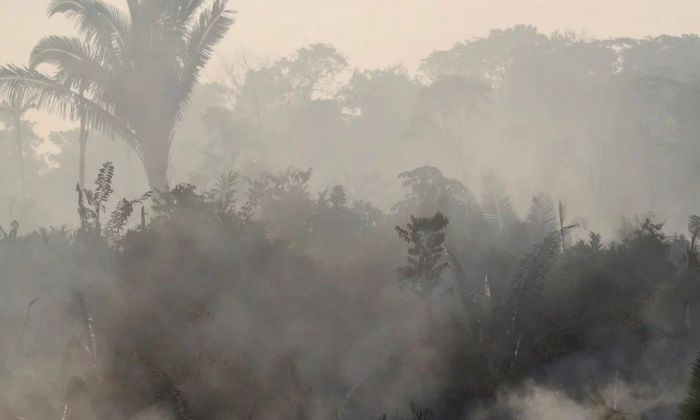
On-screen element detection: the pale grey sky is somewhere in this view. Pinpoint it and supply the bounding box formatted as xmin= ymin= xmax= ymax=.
xmin=4 ymin=0 xmax=700 ymax=69
xmin=1 ymin=0 xmax=699 ymax=134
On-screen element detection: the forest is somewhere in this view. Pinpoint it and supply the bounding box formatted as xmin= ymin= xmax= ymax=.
xmin=2 ymin=1 xmax=700 ymax=419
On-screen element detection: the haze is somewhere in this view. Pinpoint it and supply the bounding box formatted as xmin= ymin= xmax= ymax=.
xmin=2 ymin=1 xmax=700 ymax=419
xmin=5 ymin=0 xmax=700 ymax=136
xmin=4 ymin=0 xmax=700 ymax=67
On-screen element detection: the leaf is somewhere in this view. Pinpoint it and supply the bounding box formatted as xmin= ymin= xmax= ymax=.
xmin=527 ymin=193 xmax=557 ymax=236
xmin=178 ymin=0 xmax=235 ymax=115
xmin=481 ymin=172 xmax=517 ymax=230
xmin=507 ymin=231 xmax=561 ymax=330
xmin=681 ymin=351 xmax=700 ymax=419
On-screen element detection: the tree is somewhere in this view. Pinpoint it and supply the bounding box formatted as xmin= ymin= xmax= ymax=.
xmin=392 ymin=166 xmax=471 ymax=217
xmin=0 ymin=92 xmax=34 ymax=199
xmin=27 ymin=32 xmax=94 ymax=188
xmin=409 ymin=75 xmax=489 ymax=175
xmin=396 ymin=212 xmax=450 ymax=328
xmin=526 ymin=192 xmax=557 ymax=242
xmin=0 ymin=0 xmax=235 ymax=191
xmin=481 ymin=172 xmax=517 ymax=232
xmin=341 ymin=66 xmax=417 ymax=132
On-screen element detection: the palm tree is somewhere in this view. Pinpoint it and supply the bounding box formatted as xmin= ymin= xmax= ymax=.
xmin=0 ymin=92 xmax=34 ymax=199
xmin=0 ymin=0 xmax=234 ymax=191
xmin=24 ymin=19 xmax=94 ymax=188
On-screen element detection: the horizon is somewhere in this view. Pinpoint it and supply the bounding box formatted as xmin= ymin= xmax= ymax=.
xmin=4 ymin=0 xmax=700 ymax=137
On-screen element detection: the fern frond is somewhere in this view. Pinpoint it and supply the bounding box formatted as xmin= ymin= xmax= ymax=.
xmin=178 ymin=0 xmax=235 ymax=116
xmin=0 ymin=65 xmax=135 ymax=143
xmin=681 ymin=351 xmax=700 ymax=419
xmin=481 ymin=172 xmax=517 ymax=230
xmin=527 ymin=192 xmax=557 ymax=238
xmin=507 ymin=231 xmax=561 ymax=328
xmin=48 ymin=0 xmax=131 ymax=62
xmin=105 ymin=191 xmax=152 ymax=243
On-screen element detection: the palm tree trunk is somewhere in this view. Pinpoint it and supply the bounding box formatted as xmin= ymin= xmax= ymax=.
xmin=78 ymin=116 xmax=88 ymax=189
xmin=134 ymin=117 xmax=174 ymax=192
xmin=14 ymin=116 xmax=25 ymax=200
xmin=140 ymin=138 xmax=170 ymax=193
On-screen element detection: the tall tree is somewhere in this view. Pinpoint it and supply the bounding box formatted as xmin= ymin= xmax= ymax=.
xmin=0 ymin=0 xmax=235 ymax=191
xmin=481 ymin=172 xmax=517 ymax=232
xmin=526 ymin=192 xmax=557 ymax=242
xmin=0 ymin=93 xmax=34 ymax=199
xmin=409 ymin=75 xmax=489 ymax=175
xmin=396 ymin=212 xmax=450 ymax=329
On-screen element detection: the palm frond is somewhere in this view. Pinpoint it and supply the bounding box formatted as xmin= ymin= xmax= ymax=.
xmin=206 ymin=170 xmax=238 ymax=215
xmin=527 ymin=192 xmax=557 ymax=236
xmin=507 ymin=231 xmax=561 ymax=330
xmin=126 ymin=0 xmax=139 ymax=20
xmin=680 ymin=351 xmax=700 ymax=419
xmin=0 ymin=65 xmax=135 ymax=147
xmin=0 ymin=90 xmax=35 ymax=120
xmin=179 ymin=0 xmax=207 ymax=26
xmin=177 ymin=0 xmax=234 ymax=114
xmin=48 ymin=0 xmax=131 ymax=62
xmin=481 ymin=172 xmax=517 ymax=230
xmin=30 ymin=35 xmax=111 ymax=90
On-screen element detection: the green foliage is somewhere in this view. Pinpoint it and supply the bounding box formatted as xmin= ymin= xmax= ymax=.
xmin=0 ymin=220 xmax=19 ymax=243
xmin=526 ymin=193 xmax=558 ymax=237
xmin=1 ymin=163 xmax=699 ymax=419
xmin=105 ymin=191 xmax=152 ymax=244
xmin=393 ymin=166 xmax=470 ymax=216
xmin=396 ymin=212 xmax=450 ymax=299
xmin=77 ymin=161 xmax=114 ymax=232
xmin=681 ymin=352 xmax=700 ymax=419
xmin=204 ymin=170 xmax=239 ymax=219
xmin=481 ymin=172 xmax=517 ymax=231
xmin=9 ymin=16 xmax=700 ymax=419
xmin=507 ymin=232 xmax=562 ymax=334
xmin=0 ymin=0 xmax=235 ymax=189
xmin=75 ymin=161 xmax=152 ymax=248
xmin=589 ymin=231 xmax=603 ymax=252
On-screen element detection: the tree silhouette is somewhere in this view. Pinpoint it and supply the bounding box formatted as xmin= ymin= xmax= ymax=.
xmin=27 ymin=33 xmax=97 ymax=188
xmin=0 ymin=0 xmax=235 ymax=191
xmin=481 ymin=172 xmax=517 ymax=232
xmin=396 ymin=212 xmax=450 ymax=328
xmin=0 ymin=92 xmax=34 ymax=199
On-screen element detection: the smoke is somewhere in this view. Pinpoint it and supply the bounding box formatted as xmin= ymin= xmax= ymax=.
xmin=492 ymin=383 xmax=595 ymax=420
xmin=2 ymin=2 xmax=700 ymax=418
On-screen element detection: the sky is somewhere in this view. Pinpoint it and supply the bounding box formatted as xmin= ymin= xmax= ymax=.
xmin=1 ymin=0 xmax=700 ymax=134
